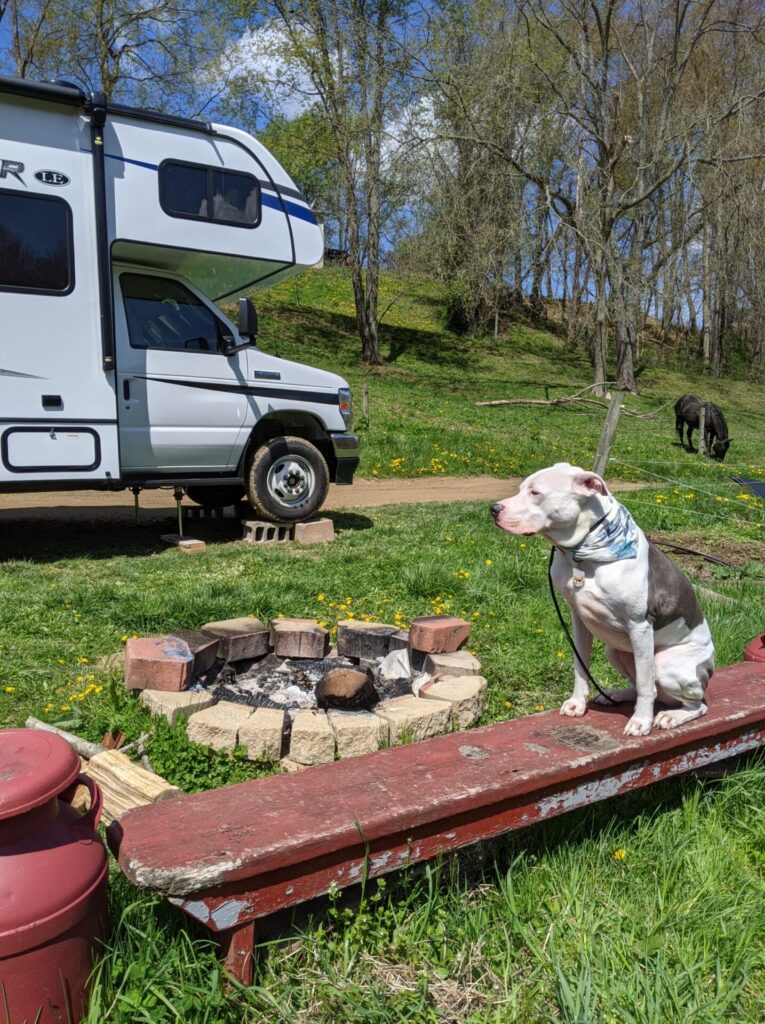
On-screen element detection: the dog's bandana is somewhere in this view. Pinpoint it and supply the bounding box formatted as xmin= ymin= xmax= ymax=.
xmin=568 ymin=500 xmax=640 ymax=564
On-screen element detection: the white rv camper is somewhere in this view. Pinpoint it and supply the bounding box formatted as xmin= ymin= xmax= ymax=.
xmin=0 ymin=76 xmax=359 ymax=522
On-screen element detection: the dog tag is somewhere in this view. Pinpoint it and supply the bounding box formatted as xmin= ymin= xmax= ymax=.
xmin=572 ymin=567 xmax=585 ymax=589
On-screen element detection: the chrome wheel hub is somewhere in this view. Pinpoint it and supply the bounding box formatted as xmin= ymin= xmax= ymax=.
xmin=266 ymin=456 xmax=314 ymax=508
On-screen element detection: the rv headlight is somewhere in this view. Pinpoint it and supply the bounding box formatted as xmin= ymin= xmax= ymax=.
xmin=338 ymin=387 xmax=352 ymax=428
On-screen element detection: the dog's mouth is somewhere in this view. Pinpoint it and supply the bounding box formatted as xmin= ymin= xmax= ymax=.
xmin=493 ymin=519 xmax=537 ymax=537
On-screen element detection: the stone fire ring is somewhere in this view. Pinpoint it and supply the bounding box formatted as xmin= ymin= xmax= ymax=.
xmin=123 ymin=616 xmax=486 ymax=771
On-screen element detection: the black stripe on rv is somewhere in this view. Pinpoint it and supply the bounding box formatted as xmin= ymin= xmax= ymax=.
xmin=136 ymin=377 xmax=340 ymax=405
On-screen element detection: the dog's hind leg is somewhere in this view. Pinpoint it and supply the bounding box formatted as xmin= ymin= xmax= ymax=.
xmin=592 ymin=647 xmax=638 ymax=704
xmin=652 ymin=651 xmax=712 ymax=730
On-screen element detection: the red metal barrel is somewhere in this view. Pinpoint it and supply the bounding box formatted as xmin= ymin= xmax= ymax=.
xmin=744 ymin=634 xmax=765 ymax=663
xmin=0 ymin=728 xmax=108 ymax=1024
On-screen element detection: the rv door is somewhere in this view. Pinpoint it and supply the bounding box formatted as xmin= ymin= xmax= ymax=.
xmin=114 ymin=269 xmax=251 ymax=473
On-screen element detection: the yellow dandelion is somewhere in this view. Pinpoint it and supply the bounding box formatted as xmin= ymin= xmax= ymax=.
xmin=485 ymin=559 xmax=493 ymax=566
xmin=612 ymin=848 xmax=627 ymax=861
xmin=4 ymin=686 xmax=14 ymax=694
xmin=534 ymin=703 xmax=545 ymax=712
xmin=317 ymin=594 xmax=325 ymax=602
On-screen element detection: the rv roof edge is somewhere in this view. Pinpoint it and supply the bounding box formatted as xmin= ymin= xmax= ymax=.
xmin=105 ymin=100 xmax=212 ymax=135
xmin=0 ymin=75 xmax=86 ymax=107
xmin=0 ymin=75 xmax=212 ymax=135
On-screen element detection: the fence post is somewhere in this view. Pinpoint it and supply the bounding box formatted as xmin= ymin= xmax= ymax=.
xmin=593 ymin=390 xmax=624 ymax=477
xmin=362 ymin=383 xmax=369 ymax=425
xmin=698 ymin=405 xmax=706 ymax=456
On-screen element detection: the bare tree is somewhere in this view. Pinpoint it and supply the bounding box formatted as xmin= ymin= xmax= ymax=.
xmin=260 ymin=0 xmax=414 ymax=365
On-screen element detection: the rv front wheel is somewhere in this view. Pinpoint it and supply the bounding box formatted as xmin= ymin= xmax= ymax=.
xmin=247 ymin=436 xmax=329 ymax=523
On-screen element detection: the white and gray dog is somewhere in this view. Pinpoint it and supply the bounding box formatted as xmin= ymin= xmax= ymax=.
xmin=491 ymin=463 xmax=714 ymax=736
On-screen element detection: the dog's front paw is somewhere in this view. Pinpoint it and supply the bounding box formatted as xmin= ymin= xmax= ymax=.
xmin=623 ymin=714 xmax=652 ymax=737
xmin=560 ymin=697 xmax=587 ymax=717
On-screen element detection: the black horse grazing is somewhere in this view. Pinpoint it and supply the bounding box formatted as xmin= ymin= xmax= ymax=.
xmin=703 ymin=402 xmax=731 ymax=461
xmin=674 ymin=393 xmax=731 ymax=461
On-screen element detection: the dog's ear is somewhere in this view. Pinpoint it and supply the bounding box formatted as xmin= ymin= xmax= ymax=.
xmin=571 ymin=472 xmax=610 ymax=496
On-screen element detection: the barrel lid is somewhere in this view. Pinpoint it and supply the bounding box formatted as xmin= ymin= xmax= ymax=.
xmin=0 ymin=729 xmax=80 ymax=820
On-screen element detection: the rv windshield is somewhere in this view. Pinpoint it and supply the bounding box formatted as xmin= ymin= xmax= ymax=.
xmin=120 ymin=273 xmax=227 ymax=353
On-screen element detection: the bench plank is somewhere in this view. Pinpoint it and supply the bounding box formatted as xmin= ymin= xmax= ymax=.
xmin=109 ymin=662 xmax=765 ymax=929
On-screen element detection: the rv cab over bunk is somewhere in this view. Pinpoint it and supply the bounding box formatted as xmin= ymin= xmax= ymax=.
xmin=0 ymin=76 xmax=358 ymax=522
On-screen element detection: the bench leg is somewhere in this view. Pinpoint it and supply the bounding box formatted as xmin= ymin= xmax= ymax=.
xmin=219 ymin=921 xmax=255 ymax=986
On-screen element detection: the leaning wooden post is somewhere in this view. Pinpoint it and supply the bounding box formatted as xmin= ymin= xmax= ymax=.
xmin=362 ymin=383 xmax=369 ymax=425
xmin=698 ymin=404 xmax=706 ymax=456
xmin=593 ymin=390 xmax=624 ymax=477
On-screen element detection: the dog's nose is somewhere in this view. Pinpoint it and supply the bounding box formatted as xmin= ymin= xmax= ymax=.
xmin=490 ymin=503 xmax=503 ymax=518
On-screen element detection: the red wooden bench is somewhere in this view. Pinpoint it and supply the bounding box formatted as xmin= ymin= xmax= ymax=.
xmin=107 ymin=661 xmax=765 ymax=983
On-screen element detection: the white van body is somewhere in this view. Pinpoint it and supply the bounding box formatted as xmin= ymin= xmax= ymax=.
xmin=0 ymin=77 xmax=358 ymax=520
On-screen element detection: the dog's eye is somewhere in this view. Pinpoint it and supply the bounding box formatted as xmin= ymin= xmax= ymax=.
xmin=529 ymin=489 xmax=541 ymax=497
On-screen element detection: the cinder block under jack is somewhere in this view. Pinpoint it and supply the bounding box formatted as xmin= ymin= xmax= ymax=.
xmin=241 ymin=518 xmax=335 ymax=545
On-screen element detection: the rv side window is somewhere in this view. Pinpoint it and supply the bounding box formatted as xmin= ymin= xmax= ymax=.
xmin=0 ymin=190 xmax=73 ymax=294
xmin=159 ymin=161 xmax=261 ymax=227
xmin=120 ymin=274 xmax=226 ymax=353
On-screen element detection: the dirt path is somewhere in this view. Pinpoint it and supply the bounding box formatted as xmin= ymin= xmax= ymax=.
xmin=0 ymin=476 xmax=646 ymax=524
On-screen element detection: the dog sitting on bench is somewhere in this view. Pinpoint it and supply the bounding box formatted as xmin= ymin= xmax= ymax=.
xmin=491 ymin=463 xmax=714 ymax=736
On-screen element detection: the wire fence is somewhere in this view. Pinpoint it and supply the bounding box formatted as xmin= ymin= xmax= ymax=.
xmin=608 ymin=456 xmax=765 ymax=533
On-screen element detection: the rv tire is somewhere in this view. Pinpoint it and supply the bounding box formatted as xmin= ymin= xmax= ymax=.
xmin=185 ymin=484 xmax=246 ymax=509
xmin=247 ymin=436 xmax=329 ymax=523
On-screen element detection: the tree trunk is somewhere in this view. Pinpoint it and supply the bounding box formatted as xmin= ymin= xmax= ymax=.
xmin=591 ymin=249 xmax=609 ymax=395
xmin=566 ymin=233 xmax=583 ymax=350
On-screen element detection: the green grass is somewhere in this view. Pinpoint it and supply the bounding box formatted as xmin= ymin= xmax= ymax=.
xmin=244 ymin=268 xmax=765 ymax=489
xmin=2 ymin=269 xmax=765 ymax=1022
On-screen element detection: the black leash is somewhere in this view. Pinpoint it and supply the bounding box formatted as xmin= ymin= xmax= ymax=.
xmin=547 ymin=545 xmax=619 ymax=705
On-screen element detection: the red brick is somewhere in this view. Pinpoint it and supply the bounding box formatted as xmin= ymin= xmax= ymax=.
xmin=167 ymin=630 xmax=220 ymax=678
xmin=270 ymin=618 xmax=329 ymax=659
xmin=124 ymin=637 xmax=193 ymax=692
xmin=160 ymin=534 xmax=206 ymax=552
xmin=292 ymin=518 xmax=335 ymax=544
xmin=409 ymin=616 xmax=471 ymax=655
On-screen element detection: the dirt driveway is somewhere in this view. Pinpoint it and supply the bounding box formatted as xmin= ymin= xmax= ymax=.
xmin=0 ymin=476 xmax=645 ymax=525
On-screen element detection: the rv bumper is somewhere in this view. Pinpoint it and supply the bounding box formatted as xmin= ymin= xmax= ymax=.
xmin=330 ymin=432 xmax=360 ymax=485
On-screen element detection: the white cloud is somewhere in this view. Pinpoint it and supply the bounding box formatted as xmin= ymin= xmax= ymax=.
xmin=214 ymin=23 xmax=320 ymax=120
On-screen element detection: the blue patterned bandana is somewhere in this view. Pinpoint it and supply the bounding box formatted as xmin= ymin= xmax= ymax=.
xmin=567 ymin=501 xmax=640 ymax=563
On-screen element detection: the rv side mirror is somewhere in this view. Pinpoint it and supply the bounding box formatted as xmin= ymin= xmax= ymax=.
xmin=238 ymin=298 xmax=258 ymax=343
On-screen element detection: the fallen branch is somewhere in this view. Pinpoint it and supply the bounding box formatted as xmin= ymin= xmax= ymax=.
xmin=25 ymin=717 xmax=103 ymax=759
xmin=476 ymin=385 xmax=674 ymax=420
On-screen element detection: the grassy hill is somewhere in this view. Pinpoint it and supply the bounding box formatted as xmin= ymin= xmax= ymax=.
xmin=248 ymin=268 xmax=765 ymax=488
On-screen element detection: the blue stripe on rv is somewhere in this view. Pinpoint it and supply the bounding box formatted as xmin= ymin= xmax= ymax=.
xmin=104 ymin=152 xmax=317 ymax=224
